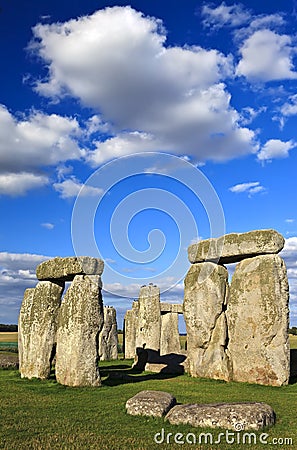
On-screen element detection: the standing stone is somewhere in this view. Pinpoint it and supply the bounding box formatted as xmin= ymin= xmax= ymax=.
xmin=183 ymin=262 xmax=231 ymax=381
xmin=188 ymin=229 xmax=285 ymax=264
xmin=135 ymin=285 xmax=161 ymax=352
xmin=227 ymin=254 xmax=290 ymax=386
xmin=124 ymin=301 xmax=139 ymax=359
xmin=99 ymin=306 xmax=118 ymax=361
xmin=55 ymin=275 xmax=104 ymax=387
xmin=18 ymin=281 xmax=64 ymax=379
xmin=160 ymin=312 xmax=181 ymax=356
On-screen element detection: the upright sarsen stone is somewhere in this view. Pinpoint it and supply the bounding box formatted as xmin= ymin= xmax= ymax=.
xmin=183 ymin=262 xmax=231 ymax=381
xmin=227 ymin=255 xmax=290 ymax=386
xmin=18 ymin=281 xmax=64 ymax=379
xmin=160 ymin=312 xmax=181 ymax=356
xmin=135 ymin=285 xmax=161 ymax=352
xmin=55 ymin=275 xmax=104 ymax=387
xmin=124 ymin=301 xmax=139 ymax=359
xmin=99 ymin=306 xmax=118 ymax=361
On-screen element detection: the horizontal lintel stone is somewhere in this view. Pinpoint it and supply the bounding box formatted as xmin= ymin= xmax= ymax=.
xmin=36 ymin=256 xmax=104 ymax=281
xmin=160 ymin=303 xmax=183 ymax=314
xmin=188 ymin=229 xmax=284 ymax=264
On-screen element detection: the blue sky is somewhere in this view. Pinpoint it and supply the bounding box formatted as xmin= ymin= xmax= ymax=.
xmin=0 ymin=0 xmax=297 ymax=329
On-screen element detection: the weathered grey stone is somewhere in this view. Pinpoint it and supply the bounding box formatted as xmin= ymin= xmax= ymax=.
xmin=126 ymin=390 xmax=176 ymax=417
xmin=166 ymin=402 xmax=275 ymax=430
xmin=226 ymin=255 xmax=290 ymax=386
xmin=135 ymin=285 xmax=161 ymax=352
xmin=99 ymin=306 xmax=118 ymax=361
xmin=36 ymin=256 xmax=104 ymax=281
xmin=183 ymin=262 xmax=231 ymax=381
xmin=18 ymin=281 xmax=64 ymax=379
xmin=55 ymin=275 xmax=104 ymax=387
xmin=124 ymin=301 xmax=139 ymax=359
xmin=188 ymin=229 xmax=285 ymax=264
xmin=160 ymin=303 xmax=183 ymax=314
xmin=160 ymin=312 xmax=181 ymax=356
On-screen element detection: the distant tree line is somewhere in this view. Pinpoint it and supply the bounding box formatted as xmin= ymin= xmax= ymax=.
xmin=0 ymin=324 xmax=18 ymax=332
xmin=289 ymin=327 xmax=297 ymax=336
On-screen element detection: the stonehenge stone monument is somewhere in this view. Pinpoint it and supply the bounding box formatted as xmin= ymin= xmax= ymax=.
xmin=185 ymin=229 xmax=290 ymax=386
xmin=99 ymin=306 xmax=118 ymax=361
xmin=226 ymin=254 xmax=290 ymax=386
xmin=188 ymin=229 xmax=285 ymax=264
xmin=124 ymin=285 xmax=185 ymax=372
xmin=124 ymin=301 xmax=139 ymax=359
xmin=18 ymin=280 xmax=64 ymax=379
xmin=55 ymin=275 xmax=104 ymax=387
xmin=184 ymin=262 xmax=230 ymax=381
xmin=18 ymin=256 xmax=105 ymax=387
xmin=135 ymin=284 xmax=161 ymax=352
xmin=36 ymin=256 xmax=104 ymax=281
xmin=160 ymin=312 xmax=181 ymax=356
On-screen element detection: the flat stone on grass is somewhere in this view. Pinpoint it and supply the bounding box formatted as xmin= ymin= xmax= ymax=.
xmin=126 ymin=390 xmax=176 ymax=417
xmin=165 ymin=402 xmax=275 ymax=430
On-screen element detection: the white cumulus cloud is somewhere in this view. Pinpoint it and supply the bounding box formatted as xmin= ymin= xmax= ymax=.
xmin=236 ymin=29 xmax=297 ymax=82
xmin=201 ymin=2 xmax=251 ymax=29
xmin=53 ymin=176 xmax=103 ymax=199
xmin=257 ymin=139 xmax=296 ymax=161
xmin=280 ymin=94 xmax=297 ymax=117
xmin=0 ymin=172 xmax=49 ymax=196
xmin=0 ymin=105 xmax=83 ymax=173
xmin=29 ymin=6 xmax=258 ymax=164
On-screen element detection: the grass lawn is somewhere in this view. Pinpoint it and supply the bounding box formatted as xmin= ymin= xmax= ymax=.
xmin=0 ymin=359 xmax=296 ymax=450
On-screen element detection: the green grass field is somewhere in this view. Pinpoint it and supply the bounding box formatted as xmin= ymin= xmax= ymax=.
xmin=0 ymin=332 xmax=297 ymax=449
xmin=0 ymin=360 xmax=296 ymax=449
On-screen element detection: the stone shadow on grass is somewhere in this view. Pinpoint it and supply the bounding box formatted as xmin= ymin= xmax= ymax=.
xmin=101 ymin=348 xmax=185 ymax=386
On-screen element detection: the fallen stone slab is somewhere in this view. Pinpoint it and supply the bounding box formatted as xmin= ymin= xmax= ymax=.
xmin=36 ymin=256 xmax=104 ymax=281
xmin=165 ymin=402 xmax=275 ymax=430
xmin=126 ymin=390 xmax=176 ymax=417
xmin=188 ymin=229 xmax=284 ymax=264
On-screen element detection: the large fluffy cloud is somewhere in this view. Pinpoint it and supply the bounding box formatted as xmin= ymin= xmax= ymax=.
xmin=236 ymin=29 xmax=297 ymax=82
xmin=0 ymin=105 xmax=82 ymax=172
xmin=0 ymin=105 xmax=84 ymax=195
xmin=30 ymin=6 xmax=258 ymax=164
